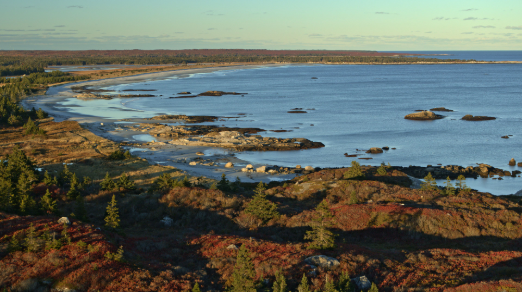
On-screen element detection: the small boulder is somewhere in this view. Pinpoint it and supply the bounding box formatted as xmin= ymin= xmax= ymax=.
xmin=296 ymin=165 xmax=302 ymax=169
xmin=304 ymin=166 xmax=314 ymax=171
xmin=196 ymin=152 xmax=204 ymax=156
xmin=189 ymin=161 xmax=197 ymax=166
xmin=353 ymin=276 xmax=372 ymax=291
xmin=58 ymin=217 xmax=71 ymax=225
xmin=226 ymin=244 xmax=239 ymax=250
xmin=225 ymin=162 xmax=234 ymax=168
xmin=509 ymin=158 xmax=516 ymax=166
xmin=462 ymin=115 xmax=496 ymax=121
xmin=518 ymin=162 xmax=522 ymax=167
xmin=304 ymin=255 xmax=340 ymax=269
xmin=246 ymin=164 xmax=254 ymax=169
xmin=241 ymin=168 xmax=249 ymax=172
xmin=256 ymin=166 xmax=267 ymax=173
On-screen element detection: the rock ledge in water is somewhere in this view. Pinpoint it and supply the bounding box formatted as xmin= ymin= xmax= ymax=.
xmin=404 ymin=111 xmax=443 ymax=120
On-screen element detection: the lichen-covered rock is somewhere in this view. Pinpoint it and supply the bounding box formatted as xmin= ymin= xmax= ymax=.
xmin=404 ymin=111 xmax=443 ymax=120
xmin=58 ymin=217 xmax=70 ymax=225
xmin=304 ymin=255 xmax=340 ymax=269
xmin=353 ymin=275 xmax=372 ymax=291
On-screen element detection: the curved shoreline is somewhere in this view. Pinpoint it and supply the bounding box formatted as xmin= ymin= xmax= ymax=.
xmin=21 ymin=64 xmax=307 ymax=183
xmin=21 ymin=64 xmax=522 ymax=194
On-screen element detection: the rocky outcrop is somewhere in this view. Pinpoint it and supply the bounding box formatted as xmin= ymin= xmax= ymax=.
xmin=462 ymin=115 xmax=496 ymax=121
xmin=430 ymin=107 xmax=454 ymax=112
xmin=399 ymin=164 xmax=520 ymax=179
xmin=198 ymin=91 xmax=247 ymax=96
xmin=366 ymin=147 xmax=383 ymax=154
xmin=74 ymin=93 xmax=112 ymax=100
xmin=509 ymin=158 xmax=516 ymax=166
xmin=353 ymin=276 xmax=372 ymax=291
xmin=404 ymin=111 xmax=443 ymax=120
xmin=304 ymin=255 xmax=340 ymax=269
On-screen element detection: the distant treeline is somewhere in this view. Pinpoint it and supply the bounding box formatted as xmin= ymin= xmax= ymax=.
xmin=0 ymin=65 xmax=44 ymax=77
xmin=0 ymin=50 xmax=476 ymax=73
xmin=0 ymin=71 xmax=90 ymax=103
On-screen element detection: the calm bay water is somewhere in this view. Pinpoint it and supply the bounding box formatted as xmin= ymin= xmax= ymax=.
xmin=59 ymin=51 xmax=522 ymax=194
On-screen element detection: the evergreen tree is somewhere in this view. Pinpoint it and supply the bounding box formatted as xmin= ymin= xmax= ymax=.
xmin=337 ymin=271 xmax=355 ymax=292
xmin=324 ymin=275 xmax=339 ymax=292
xmin=209 ymin=182 xmax=218 ymax=190
xmin=420 ymin=172 xmax=438 ymax=191
xmin=348 ymin=191 xmax=358 ymax=205
xmin=61 ymin=223 xmax=71 ymax=245
xmin=456 ymin=175 xmax=471 ymax=193
xmin=23 ymin=117 xmax=45 ymax=135
xmin=19 ymin=193 xmax=36 ymax=215
xmin=272 ymin=270 xmax=287 ymax=292
xmin=181 ymin=175 xmax=191 ymax=187
xmin=8 ymin=234 xmax=22 ymax=253
xmin=344 ymin=161 xmax=365 ymax=180
xmin=154 ymin=173 xmax=175 ymax=191
xmin=304 ymin=199 xmax=337 ymax=249
xmin=297 ymin=274 xmax=311 ymax=292
xmin=376 ymin=163 xmax=387 ymax=176
xmin=100 ymin=172 xmax=117 ymax=191
xmin=104 ymin=195 xmax=120 ymax=229
xmin=117 ymin=172 xmax=136 ymax=191
xmin=36 ymin=108 xmax=48 ymax=119
xmin=228 ymin=245 xmax=256 ymax=292
xmin=218 ymin=173 xmax=230 ymax=191
xmin=43 ymin=170 xmax=55 ymax=186
xmin=231 ymin=176 xmax=242 ymax=192
xmin=40 ymin=189 xmax=57 ymax=214
xmin=368 ymin=283 xmax=379 ymax=292
xmin=24 ymin=224 xmax=39 ymax=252
xmin=192 ymin=282 xmax=202 ymax=292
xmin=59 ymin=164 xmax=73 ymax=186
xmin=244 ymin=181 xmax=279 ymax=223
xmin=443 ymin=177 xmax=455 ymax=196
xmin=74 ymin=195 xmax=88 ymax=221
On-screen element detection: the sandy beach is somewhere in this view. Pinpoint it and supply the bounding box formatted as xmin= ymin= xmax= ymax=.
xmin=22 ymin=64 xmax=302 ymax=183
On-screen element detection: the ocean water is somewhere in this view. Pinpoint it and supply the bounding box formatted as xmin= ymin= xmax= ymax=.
xmin=58 ymin=52 xmax=522 ymax=194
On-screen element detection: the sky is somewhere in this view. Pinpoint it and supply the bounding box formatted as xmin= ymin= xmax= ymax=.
xmin=0 ymin=0 xmax=521 ymax=50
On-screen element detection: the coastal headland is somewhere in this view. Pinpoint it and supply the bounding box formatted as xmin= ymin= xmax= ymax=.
xmin=2 ymin=52 xmax=522 ymax=291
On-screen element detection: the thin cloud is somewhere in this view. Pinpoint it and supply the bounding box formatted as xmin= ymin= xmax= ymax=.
xmin=464 ymin=17 xmax=478 ymax=21
xmin=461 ymin=32 xmax=474 ymax=34
xmin=24 ymin=6 xmax=33 ymax=8
xmin=207 ymin=28 xmax=216 ymax=30
xmin=375 ymin=12 xmax=389 ymax=15
xmin=461 ymin=8 xmax=478 ymax=12
xmin=54 ymin=25 xmax=66 ymax=28
xmin=506 ymin=26 xmax=522 ymax=30
xmin=432 ymin=17 xmax=456 ymax=21
xmin=308 ymin=34 xmax=324 ymax=38
xmin=425 ymin=31 xmax=432 ymax=34
xmin=473 ymin=25 xmax=495 ymax=29
xmin=67 ymin=6 xmax=84 ymax=9
xmin=28 ymin=29 xmax=56 ymax=32
xmin=4 ymin=29 xmax=25 ymax=32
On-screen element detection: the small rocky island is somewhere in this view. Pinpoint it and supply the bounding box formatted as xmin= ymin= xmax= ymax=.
xmin=404 ymin=110 xmax=444 ymax=120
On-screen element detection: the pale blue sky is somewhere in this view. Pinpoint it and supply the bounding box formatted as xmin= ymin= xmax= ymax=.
xmin=1 ymin=0 xmax=521 ymax=50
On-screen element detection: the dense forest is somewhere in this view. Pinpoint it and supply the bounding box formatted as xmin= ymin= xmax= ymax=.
xmin=0 ymin=50 xmax=475 ymax=76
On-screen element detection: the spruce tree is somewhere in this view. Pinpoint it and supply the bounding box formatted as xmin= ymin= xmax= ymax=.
xmin=456 ymin=175 xmax=471 ymax=193
xmin=100 ymin=172 xmax=117 ymax=191
xmin=368 ymin=283 xmax=379 ymax=292
xmin=297 ymin=274 xmax=311 ymax=292
xmin=344 ymin=161 xmax=365 ymax=180
xmin=304 ymin=199 xmax=337 ymax=249
xmin=8 ymin=234 xmax=22 ymax=253
xmin=43 ymin=170 xmax=55 ymax=186
xmin=229 ymin=245 xmax=256 ymax=292
xmin=104 ymin=195 xmax=120 ymax=229
xmin=218 ymin=173 xmax=230 ymax=191
xmin=324 ymin=275 xmax=339 ymax=292
xmin=337 ymin=271 xmax=355 ymax=292
xmin=154 ymin=173 xmax=175 ymax=191
xmin=192 ymin=282 xmax=202 ymax=292
xmin=420 ymin=172 xmax=438 ymax=191
xmin=117 ymin=172 xmax=136 ymax=191
xmin=376 ymin=163 xmax=387 ymax=176
xmin=443 ymin=177 xmax=455 ymax=196
xmin=244 ymin=181 xmax=279 ymax=223
xmin=40 ymin=189 xmax=57 ymax=214
xmin=24 ymin=224 xmax=38 ymax=252
xmin=59 ymin=164 xmax=73 ymax=185
xmin=272 ymin=270 xmax=287 ymax=292
xmin=181 ymin=175 xmax=191 ymax=187
xmin=348 ymin=191 xmax=358 ymax=205
xmin=74 ymin=195 xmax=88 ymax=221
